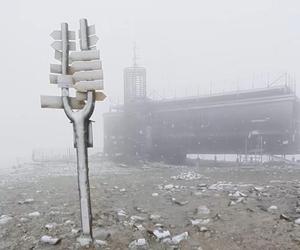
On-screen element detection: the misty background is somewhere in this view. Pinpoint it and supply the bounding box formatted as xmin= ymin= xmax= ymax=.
xmin=0 ymin=0 xmax=299 ymax=167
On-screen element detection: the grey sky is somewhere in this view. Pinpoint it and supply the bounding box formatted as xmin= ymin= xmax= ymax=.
xmin=0 ymin=0 xmax=299 ymax=166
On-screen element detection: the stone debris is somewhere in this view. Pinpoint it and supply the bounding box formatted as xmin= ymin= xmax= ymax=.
xmin=294 ymin=218 xmax=300 ymax=225
xmin=134 ymin=224 xmax=145 ymax=231
xmin=152 ymin=193 xmax=159 ymax=197
xmin=18 ymin=198 xmax=34 ymax=205
xmin=94 ymin=239 xmax=108 ymax=246
xmin=130 ymin=215 xmax=146 ymax=223
xmin=45 ymin=222 xmax=58 ymax=230
xmin=64 ymin=219 xmax=74 ymax=225
xmin=129 ymin=238 xmax=147 ymax=249
xmin=196 ymin=205 xmax=210 ymax=215
xmin=171 ymin=171 xmax=203 ymax=180
xmin=0 ymin=215 xmax=12 ymax=225
xmin=153 ymin=228 xmax=171 ymax=240
xmin=77 ymin=236 xmax=93 ymax=247
xmin=170 ymin=231 xmax=189 ymax=244
xmin=150 ymin=214 xmax=161 ymax=221
xmin=19 ymin=217 xmax=29 ymax=223
xmin=28 ymin=211 xmax=41 ymax=217
xmin=229 ymin=191 xmax=247 ymax=199
xmin=268 ymin=205 xmax=278 ymax=213
xmin=280 ymin=214 xmax=291 ymax=221
xmin=40 ymin=235 xmax=61 ymax=245
xmin=191 ymin=218 xmax=210 ymax=226
xmin=120 ymin=188 xmax=126 ymax=192
xmin=117 ymin=209 xmax=127 ymax=219
xmin=71 ymin=228 xmax=81 ymax=234
xmin=199 ymin=226 xmax=209 ymax=232
xmin=172 ymin=198 xmax=189 ymax=206
xmin=254 ymin=186 xmax=264 ymax=192
xmin=164 ymin=184 xmax=174 ymax=190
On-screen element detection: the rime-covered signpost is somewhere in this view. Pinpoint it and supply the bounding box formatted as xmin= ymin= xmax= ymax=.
xmin=41 ymin=19 xmax=105 ymax=244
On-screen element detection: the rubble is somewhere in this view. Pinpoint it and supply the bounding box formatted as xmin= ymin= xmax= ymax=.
xmin=268 ymin=205 xmax=278 ymax=213
xmin=171 ymin=171 xmax=203 ymax=180
xmin=28 ymin=211 xmax=41 ymax=217
xmin=77 ymin=236 xmax=93 ymax=247
xmin=149 ymin=214 xmax=161 ymax=221
xmin=128 ymin=238 xmax=148 ymax=249
xmin=45 ymin=222 xmax=58 ymax=230
xmin=191 ymin=218 xmax=210 ymax=226
xmin=196 ymin=205 xmax=210 ymax=215
xmin=94 ymin=239 xmax=108 ymax=247
xmin=152 ymin=193 xmax=159 ymax=197
xmin=40 ymin=235 xmax=61 ymax=245
xmin=172 ymin=198 xmax=189 ymax=206
xmin=170 ymin=231 xmax=189 ymax=244
xmin=153 ymin=228 xmax=171 ymax=240
xmin=0 ymin=215 xmax=12 ymax=225
xmin=294 ymin=218 xmax=300 ymax=225
xmin=164 ymin=184 xmax=174 ymax=190
xmin=18 ymin=198 xmax=34 ymax=205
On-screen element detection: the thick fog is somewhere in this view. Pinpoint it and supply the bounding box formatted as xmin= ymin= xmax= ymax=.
xmin=0 ymin=0 xmax=299 ymax=167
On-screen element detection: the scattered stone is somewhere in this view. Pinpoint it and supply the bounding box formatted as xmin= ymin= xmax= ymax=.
xmin=171 ymin=172 xmax=202 ymax=180
xmin=196 ymin=205 xmax=210 ymax=216
xmin=18 ymin=198 xmax=34 ymax=205
xmin=64 ymin=220 xmax=74 ymax=225
xmin=0 ymin=215 xmax=12 ymax=225
xmin=28 ymin=211 xmax=40 ymax=217
xmin=267 ymin=205 xmax=278 ymax=213
xmin=134 ymin=224 xmax=145 ymax=231
xmin=117 ymin=209 xmax=127 ymax=219
xmin=120 ymin=188 xmax=126 ymax=192
xmin=77 ymin=236 xmax=92 ymax=247
xmin=152 ymin=193 xmax=159 ymax=197
xmin=171 ymin=232 xmax=189 ymax=244
xmin=254 ymin=186 xmax=264 ymax=192
xmin=130 ymin=215 xmax=146 ymax=223
xmin=129 ymin=238 xmax=147 ymax=249
xmin=199 ymin=226 xmax=209 ymax=232
xmin=280 ymin=214 xmax=291 ymax=221
xmin=172 ymin=198 xmax=189 ymax=206
xmin=19 ymin=217 xmax=29 ymax=223
xmin=228 ymin=201 xmax=237 ymax=206
xmin=153 ymin=229 xmax=171 ymax=240
xmin=45 ymin=223 xmax=58 ymax=230
xmin=295 ymin=218 xmax=300 ymax=225
xmin=230 ymin=191 xmax=247 ymax=199
xmin=94 ymin=239 xmax=108 ymax=247
xmin=150 ymin=214 xmax=161 ymax=221
xmin=191 ymin=218 xmax=210 ymax=226
xmin=71 ymin=228 xmax=81 ymax=234
xmin=92 ymin=228 xmax=111 ymax=240
xmin=40 ymin=235 xmax=61 ymax=245
xmin=164 ymin=184 xmax=174 ymax=190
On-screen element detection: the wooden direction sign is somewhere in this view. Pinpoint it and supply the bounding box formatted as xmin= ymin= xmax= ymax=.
xmin=40 ymin=95 xmax=84 ymax=109
xmin=70 ymin=60 xmax=102 ymax=73
xmin=73 ymin=70 xmax=103 ymax=82
xmin=51 ymin=41 xmax=76 ymax=51
xmin=50 ymin=30 xmax=76 ymax=40
xmin=88 ymin=35 xmax=99 ymax=47
xmin=78 ymin=24 xmax=96 ymax=38
xmin=76 ymin=91 xmax=106 ymax=101
xmin=74 ymin=80 xmax=103 ymax=92
xmin=69 ymin=50 xmax=100 ymax=62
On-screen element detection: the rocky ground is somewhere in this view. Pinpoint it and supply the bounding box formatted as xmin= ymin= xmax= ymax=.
xmin=1 ymin=159 xmax=300 ymax=249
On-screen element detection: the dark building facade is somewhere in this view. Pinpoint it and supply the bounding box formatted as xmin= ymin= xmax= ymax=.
xmin=104 ymin=85 xmax=300 ymax=163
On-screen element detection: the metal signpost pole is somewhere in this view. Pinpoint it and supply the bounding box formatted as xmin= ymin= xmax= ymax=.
xmin=41 ymin=18 xmax=105 ymax=245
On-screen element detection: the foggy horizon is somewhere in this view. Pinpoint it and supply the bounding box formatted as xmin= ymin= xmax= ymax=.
xmin=1 ymin=0 xmax=300 ymax=167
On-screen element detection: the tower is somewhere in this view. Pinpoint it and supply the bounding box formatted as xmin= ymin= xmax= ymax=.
xmin=124 ymin=44 xmax=147 ymax=104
